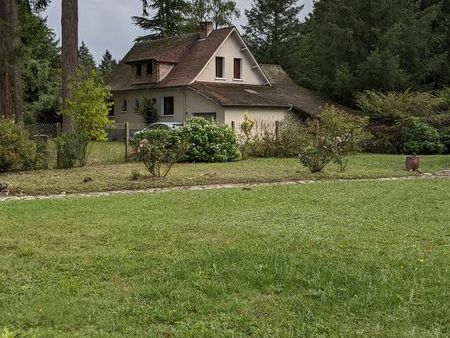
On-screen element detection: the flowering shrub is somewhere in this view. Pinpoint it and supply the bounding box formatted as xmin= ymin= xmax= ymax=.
xmin=134 ymin=129 xmax=186 ymax=177
xmin=181 ymin=118 xmax=241 ymax=162
xmin=298 ymin=105 xmax=369 ymax=172
xmin=0 ymin=118 xmax=36 ymax=172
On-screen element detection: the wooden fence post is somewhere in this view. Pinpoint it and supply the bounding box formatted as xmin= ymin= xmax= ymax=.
xmin=125 ymin=122 xmax=129 ymax=162
xmin=275 ymin=121 xmax=280 ymax=141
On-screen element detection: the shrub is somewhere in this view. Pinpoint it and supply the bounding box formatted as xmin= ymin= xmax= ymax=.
xmin=33 ymin=136 xmax=50 ymax=170
xmin=356 ymin=88 xmax=450 ymax=153
xmin=355 ymin=90 xmax=440 ymax=123
xmin=55 ymin=132 xmax=90 ymax=169
xmin=298 ymin=105 xmax=369 ymax=173
xmin=0 ymin=119 xmax=36 ymax=172
xmin=181 ymin=118 xmax=241 ymax=162
xmin=398 ymin=118 xmax=445 ymax=155
xmin=134 ymin=129 xmax=186 ymax=177
xmin=136 ymin=98 xmax=158 ymax=125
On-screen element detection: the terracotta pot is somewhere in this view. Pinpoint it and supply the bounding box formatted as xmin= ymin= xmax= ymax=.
xmin=406 ymin=155 xmax=420 ymax=171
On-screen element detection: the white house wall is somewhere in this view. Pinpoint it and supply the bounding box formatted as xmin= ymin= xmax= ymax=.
xmin=224 ymin=107 xmax=289 ymax=133
xmin=196 ymin=31 xmax=267 ymax=85
xmin=113 ymin=89 xmax=224 ymax=128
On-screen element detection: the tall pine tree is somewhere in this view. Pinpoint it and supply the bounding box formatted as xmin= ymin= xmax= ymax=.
xmin=243 ymin=0 xmax=303 ymax=71
xmin=79 ymin=41 xmax=96 ymax=72
xmin=133 ymin=0 xmax=188 ymax=39
xmin=99 ymin=50 xmax=117 ymax=78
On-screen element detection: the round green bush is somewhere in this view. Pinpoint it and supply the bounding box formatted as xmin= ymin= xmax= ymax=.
xmin=398 ymin=118 xmax=445 ymax=154
xmin=181 ymin=118 xmax=241 ymax=162
xmin=0 ymin=118 xmax=36 ymax=172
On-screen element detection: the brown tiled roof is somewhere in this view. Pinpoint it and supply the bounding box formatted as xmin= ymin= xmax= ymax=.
xmin=108 ymin=27 xmax=234 ymax=91
xmin=189 ymin=65 xmax=341 ymax=116
xmin=122 ymin=33 xmax=199 ymax=64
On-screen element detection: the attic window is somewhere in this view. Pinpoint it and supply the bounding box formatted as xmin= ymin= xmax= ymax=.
xmin=146 ymin=62 xmax=152 ymax=75
xmin=215 ymin=57 xmax=224 ymax=78
xmin=122 ymin=99 xmax=127 ymax=112
xmin=234 ymin=58 xmax=242 ymax=79
xmin=136 ymin=64 xmax=142 ymax=77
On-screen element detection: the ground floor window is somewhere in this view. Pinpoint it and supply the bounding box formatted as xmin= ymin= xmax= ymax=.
xmin=163 ymin=97 xmax=174 ymax=115
xmin=192 ymin=112 xmax=217 ymax=121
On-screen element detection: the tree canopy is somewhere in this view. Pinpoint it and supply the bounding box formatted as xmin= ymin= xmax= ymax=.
xmin=243 ymin=0 xmax=303 ymax=77
xmin=293 ymin=0 xmax=450 ymax=105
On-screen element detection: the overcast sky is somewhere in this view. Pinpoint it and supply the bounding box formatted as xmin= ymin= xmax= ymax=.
xmin=41 ymin=0 xmax=314 ymax=64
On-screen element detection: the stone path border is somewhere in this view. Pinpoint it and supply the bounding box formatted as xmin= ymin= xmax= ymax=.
xmin=0 ymin=173 xmax=448 ymax=203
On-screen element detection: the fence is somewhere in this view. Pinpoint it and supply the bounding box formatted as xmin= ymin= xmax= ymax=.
xmin=22 ymin=122 xmax=145 ymax=142
xmin=24 ymin=123 xmax=60 ymax=138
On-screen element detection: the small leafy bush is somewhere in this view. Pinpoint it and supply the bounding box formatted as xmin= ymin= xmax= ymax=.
xmin=133 ymin=129 xmax=186 ymax=177
xmin=33 ymin=136 xmax=50 ymax=170
xmin=55 ymin=132 xmax=90 ymax=169
xmin=397 ymin=118 xmax=445 ymax=154
xmin=298 ymin=105 xmax=369 ymax=173
xmin=0 ymin=118 xmax=36 ymax=172
xmin=181 ymin=118 xmax=241 ymax=162
xmin=136 ymin=98 xmax=158 ymax=125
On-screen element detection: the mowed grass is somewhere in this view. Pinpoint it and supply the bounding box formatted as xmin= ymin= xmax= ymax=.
xmin=1 ymin=149 xmax=449 ymax=195
xmin=0 ymin=179 xmax=449 ymax=337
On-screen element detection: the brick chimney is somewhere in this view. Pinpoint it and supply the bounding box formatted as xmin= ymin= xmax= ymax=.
xmin=199 ymin=21 xmax=213 ymax=39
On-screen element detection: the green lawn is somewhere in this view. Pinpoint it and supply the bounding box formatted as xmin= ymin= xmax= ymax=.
xmin=1 ymin=153 xmax=449 ymax=195
xmin=0 ymin=179 xmax=449 ymax=337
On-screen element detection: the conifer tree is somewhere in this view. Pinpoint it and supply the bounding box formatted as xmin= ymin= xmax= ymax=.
xmin=79 ymin=41 xmax=96 ymax=72
xmin=134 ymin=0 xmax=189 ymax=38
xmin=99 ymin=50 xmax=117 ymax=77
xmin=243 ymin=0 xmax=303 ymax=66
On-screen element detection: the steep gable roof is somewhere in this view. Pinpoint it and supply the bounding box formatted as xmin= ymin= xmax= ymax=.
xmin=108 ymin=27 xmax=235 ymax=91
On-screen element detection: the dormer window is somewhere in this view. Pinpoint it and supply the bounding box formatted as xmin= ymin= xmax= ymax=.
xmin=215 ymin=57 xmax=224 ymax=78
xmin=136 ymin=64 xmax=142 ymax=77
xmin=146 ymin=62 xmax=153 ymax=75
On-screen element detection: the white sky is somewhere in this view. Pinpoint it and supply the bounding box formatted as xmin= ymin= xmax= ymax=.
xmin=41 ymin=0 xmax=314 ymax=64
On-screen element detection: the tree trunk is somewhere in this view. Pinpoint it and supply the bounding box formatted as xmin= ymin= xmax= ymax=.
xmin=0 ymin=0 xmax=16 ymax=119
xmin=12 ymin=1 xmax=23 ymax=123
xmin=61 ymin=0 xmax=78 ymax=131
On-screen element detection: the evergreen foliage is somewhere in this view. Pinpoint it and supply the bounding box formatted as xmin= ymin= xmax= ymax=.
xmin=134 ymin=0 xmax=189 ymax=39
xmin=19 ymin=4 xmax=61 ymax=123
xmin=79 ymin=41 xmax=96 ymax=72
xmin=294 ymin=0 xmax=450 ymax=105
xmin=243 ymin=0 xmax=303 ymax=76
xmin=99 ymin=50 xmax=117 ymax=77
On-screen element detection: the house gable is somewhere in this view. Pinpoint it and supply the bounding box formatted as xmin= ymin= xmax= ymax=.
xmin=194 ymin=30 xmax=269 ymax=86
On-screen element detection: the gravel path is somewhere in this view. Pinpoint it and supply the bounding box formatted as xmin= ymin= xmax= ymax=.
xmin=1 ymin=173 xmax=448 ymax=203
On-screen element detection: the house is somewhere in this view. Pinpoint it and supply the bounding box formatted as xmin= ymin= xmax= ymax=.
xmin=108 ymin=22 xmax=334 ymax=131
